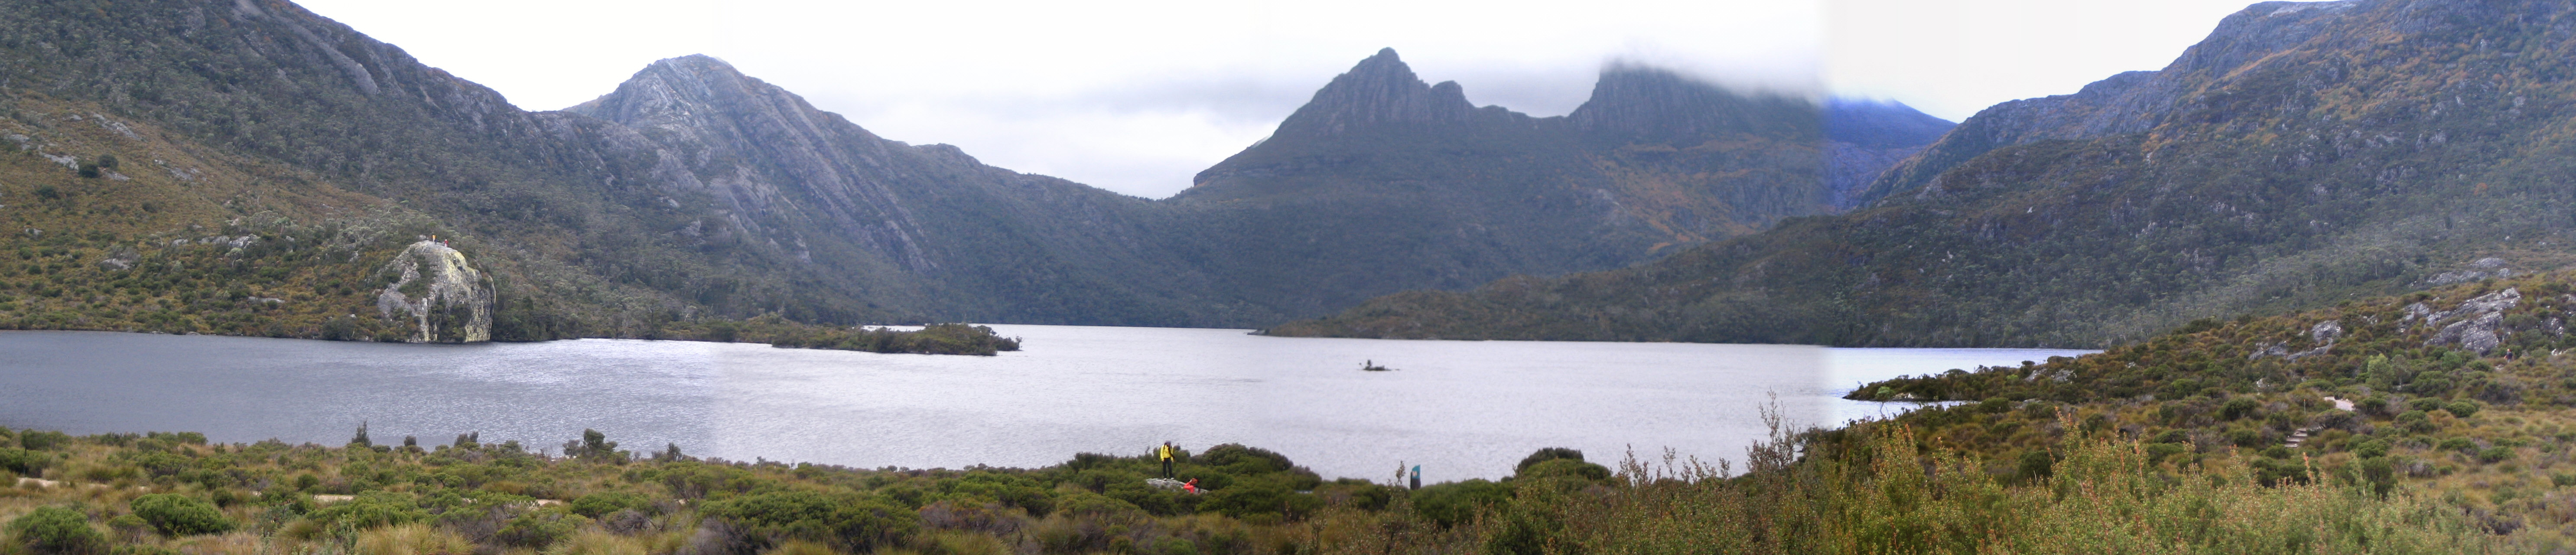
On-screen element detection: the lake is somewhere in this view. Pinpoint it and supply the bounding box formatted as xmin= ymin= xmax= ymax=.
xmin=0 ymin=326 xmax=2089 ymax=481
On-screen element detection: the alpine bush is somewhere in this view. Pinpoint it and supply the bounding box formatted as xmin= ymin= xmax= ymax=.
xmin=698 ymin=490 xmax=919 ymax=552
xmin=129 ymin=494 xmax=233 ymax=536
xmin=9 ymin=506 xmax=105 ymax=555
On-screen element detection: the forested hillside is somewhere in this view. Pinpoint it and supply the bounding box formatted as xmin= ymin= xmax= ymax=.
xmin=1273 ymin=0 xmax=2576 ymax=347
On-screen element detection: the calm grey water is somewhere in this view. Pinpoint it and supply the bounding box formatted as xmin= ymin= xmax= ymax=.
xmin=0 ymin=326 xmax=2087 ymax=481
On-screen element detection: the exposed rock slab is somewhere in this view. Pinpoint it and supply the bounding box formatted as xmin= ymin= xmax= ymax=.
xmin=375 ymin=240 xmax=493 ymax=343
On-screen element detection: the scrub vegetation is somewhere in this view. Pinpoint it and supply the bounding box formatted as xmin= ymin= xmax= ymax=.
xmin=0 ymin=412 xmax=2517 ymax=555
xmin=1857 ymin=271 xmax=2576 ymax=550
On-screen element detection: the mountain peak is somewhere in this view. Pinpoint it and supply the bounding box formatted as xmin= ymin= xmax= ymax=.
xmin=1566 ymin=65 xmax=1817 ymax=144
xmin=649 ymin=54 xmax=740 ymax=76
xmin=1824 ymin=99 xmax=1953 ymax=148
xmin=563 ymin=54 xmax=757 ymax=117
xmin=1268 ymin=48 xmax=1476 ymax=137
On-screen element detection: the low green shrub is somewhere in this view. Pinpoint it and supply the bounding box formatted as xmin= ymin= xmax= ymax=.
xmin=2478 ymin=447 xmax=2513 ymax=464
xmin=1198 ymin=444 xmax=1296 ymax=475
xmin=1197 ymin=476 xmax=1321 ymax=522
xmin=129 ymin=494 xmax=233 ymax=536
xmin=2145 ymin=442 xmax=2192 ymax=464
xmin=567 ymin=491 xmax=648 ymax=519
xmin=2443 ymin=401 xmax=2480 ymax=419
xmin=18 ymin=430 xmax=69 ymax=451
xmin=698 ymin=490 xmax=918 ymax=552
xmin=10 ymin=506 xmax=105 ymax=555
xmin=2222 ymin=398 xmax=2261 ymax=420
xmin=1514 ymin=447 xmax=1585 ymax=473
xmin=0 ymin=447 xmax=50 ymax=475
xmin=1411 ymin=479 xmax=1511 ymax=528
xmin=2397 ymin=411 xmax=2437 ymax=433
xmin=302 ymin=492 xmax=428 ymax=530
xmin=1517 ymin=458 xmax=1611 ymax=484
xmin=493 ymin=510 xmax=584 ymax=548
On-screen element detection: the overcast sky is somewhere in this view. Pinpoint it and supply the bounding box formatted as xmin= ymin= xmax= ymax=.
xmin=294 ymin=0 xmax=2314 ymax=199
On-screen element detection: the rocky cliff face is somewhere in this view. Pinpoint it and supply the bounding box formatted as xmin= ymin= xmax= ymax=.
xmin=566 ymin=55 xmax=942 ymax=272
xmin=376 ymin=240 xmax=492 ymax=343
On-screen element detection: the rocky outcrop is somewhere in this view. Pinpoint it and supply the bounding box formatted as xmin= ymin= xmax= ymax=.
xmin=95 ymin=245 xmax=139 ymax=271
xmin=2425 ymin=258 xmax=2514 ymax=287
xmin=2408 ymin=288 xmax=2521 ymax=355
xmin=2251 ymin=319 xmax=2342 ymax=360
xmin=376 ymin=240 xmax=493 ymax=343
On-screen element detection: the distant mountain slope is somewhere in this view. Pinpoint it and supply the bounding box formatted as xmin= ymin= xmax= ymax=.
xmin=1271 ymin=0 xmax=2576 ymax=347
xmin=1825 ymin=99 xmax=1955 ymax=208
xmin=0 ymin=0 xmax=840 ymax=339
xmin=1170 ymin=49 xmax=1948 ymax=316
xmin=0 ymin=0 xmax=1951 ymax=335
xmin=559 ymin=55 xmax=1235 ymax=326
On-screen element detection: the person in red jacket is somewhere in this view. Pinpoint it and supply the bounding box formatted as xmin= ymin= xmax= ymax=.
xmin=1183 ymin=478 xmax=1199 ymax=494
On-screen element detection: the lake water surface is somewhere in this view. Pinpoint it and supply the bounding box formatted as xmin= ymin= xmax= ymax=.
xmin=0 ymin=326 xmax=2088 ymax=481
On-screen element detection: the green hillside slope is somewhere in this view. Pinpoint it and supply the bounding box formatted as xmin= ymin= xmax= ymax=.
xmin=0 ymin=0 xmax=909 ymax=339
xmin=1851 ymin=269 xmax=2576 ymax=544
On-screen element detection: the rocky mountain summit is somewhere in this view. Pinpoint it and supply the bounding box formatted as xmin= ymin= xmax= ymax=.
xmin=1266 ymin=48 xmax=1483 ymax=136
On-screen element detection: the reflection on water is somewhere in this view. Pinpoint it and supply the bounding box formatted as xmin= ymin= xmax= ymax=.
xmin=0 ymin=327 xmax=2085 ymax=480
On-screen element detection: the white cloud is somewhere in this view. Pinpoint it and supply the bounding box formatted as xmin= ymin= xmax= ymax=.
xmin=292 ymin=0 xmax=2318 ymax=198
xmin=1825 ymin=0 xmax=2293 ymax=121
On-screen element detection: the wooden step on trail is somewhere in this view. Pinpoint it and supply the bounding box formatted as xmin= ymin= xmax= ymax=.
xmin=2280 ymin=397 xmax=2353 ymax=448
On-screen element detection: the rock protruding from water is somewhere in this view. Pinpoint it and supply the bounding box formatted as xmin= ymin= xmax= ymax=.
xmin=376 ymin=241 xmax=494 ymax=343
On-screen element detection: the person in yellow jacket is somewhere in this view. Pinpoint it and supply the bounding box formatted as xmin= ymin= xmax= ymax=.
xmin=1158 ymin=441 xmax=1175 ymax=478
